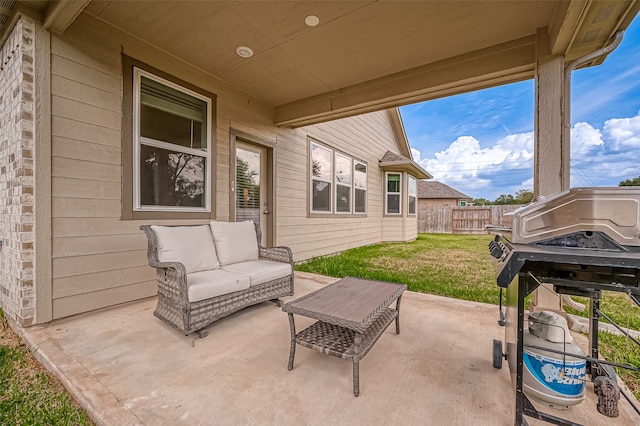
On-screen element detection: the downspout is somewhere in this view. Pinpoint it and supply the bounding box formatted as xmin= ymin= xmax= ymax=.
xmin=562 ymin=30 xmax=624 ymax=189
xmin=558 ymin=31 xmax=624 ymax=313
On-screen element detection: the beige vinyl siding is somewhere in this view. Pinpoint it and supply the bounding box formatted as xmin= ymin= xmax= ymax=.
xmin=47 ymin=11 xmax=409 ymax=319
xmin=50 ymin=27 xmax=135 ymax=318
xmin=382 ymin=217 xmax=406 ymax=242
xmin=52 ymin=250 xmax=148 ymax=278
xmin=53 ymin=282 xmax=156 ymax=319
xmin=275 ymin=111 xmax=400 ymax=260
xmin=48 ymin=14 xmax=242 ymax=319
xmin=405 ymin=219 xmax=418 ymax=241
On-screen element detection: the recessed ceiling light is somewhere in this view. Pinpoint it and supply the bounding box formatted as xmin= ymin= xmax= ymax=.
xmin=236 ymin=46 xmax=253 ymax=58
xmin=305 ymin=15 xmax=320 ymax=27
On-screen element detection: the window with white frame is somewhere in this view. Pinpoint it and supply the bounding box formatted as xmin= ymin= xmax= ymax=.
xmin=310 ymin=142 xmax=332 ymax=213
xmin=335 ymin=153 xmax=352 ymax=213
xmin=385 ymin=172 xmax=402 ymax=215
xmin=354 ymin=161 xmax=367 ymax=214
xmin=134 ymin=68 xmax=211 ymax=211
xmin=408 ymin=176 xmax=417 ymax=215
xmin=310 ymin=140 xmax=367 ymax=215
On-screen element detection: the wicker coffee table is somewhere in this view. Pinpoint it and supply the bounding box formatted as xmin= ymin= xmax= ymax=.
xmin=282 ymin=277 xmax=406 ymax=396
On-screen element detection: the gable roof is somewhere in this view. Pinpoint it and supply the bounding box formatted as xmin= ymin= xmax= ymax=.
xmin=379 ymin=151 xmax=432 ymax=180
xmin=387 ymin=108 xmax=411 ymax=158
xmin=380 ymin=151 xmax=407 ymax=163
xmin=417 ymin=180 xmax=471 ymax=200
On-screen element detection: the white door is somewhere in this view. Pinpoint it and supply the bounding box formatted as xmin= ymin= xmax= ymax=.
xmin=235 ymin=142 xmax=267 ymax=245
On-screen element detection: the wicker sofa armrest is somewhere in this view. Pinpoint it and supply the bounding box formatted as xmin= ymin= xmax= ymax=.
xmin=147 ymin=259 xmax=187 ymax=275
xmin=148 ymin=260 xmax=189 ymax=302
xmin=259 ymin=246 xmax=293 ymax=265
xmin=140 ymin=225 xmax=190 ymax=302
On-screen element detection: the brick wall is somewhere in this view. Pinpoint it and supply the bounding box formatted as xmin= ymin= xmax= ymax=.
xmin=0 ymin=16 xmax=36 ymax=325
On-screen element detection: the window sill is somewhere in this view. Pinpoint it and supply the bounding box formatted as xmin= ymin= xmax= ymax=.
xmin=308 ymin=213 xmax=368 ymax=219
xmin=124 ymin=211 xmax=216 ymax=221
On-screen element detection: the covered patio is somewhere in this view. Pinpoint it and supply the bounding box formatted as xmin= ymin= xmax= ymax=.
xmin=0 ymin=2 xmax=639 ymax=424
xmin=19 ymin=272 xmax=639 ymax=425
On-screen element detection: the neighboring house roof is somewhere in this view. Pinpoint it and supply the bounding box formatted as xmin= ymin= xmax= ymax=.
xmin=379 ymin=151 xmax=432 ymax=180
xmin=417 ymin=180 xmax=471 ymax=200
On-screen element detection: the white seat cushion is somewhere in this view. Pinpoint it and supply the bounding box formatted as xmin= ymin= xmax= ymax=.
xmin=209 ymin=221 xmax=259 ymax=266
xmin=186 ymin=269 xmax=250 ymax=302
xmin=222 ymin=260 xmax=292 ymax=287
xmin=151 ymin=225 xmax=220 ymax=274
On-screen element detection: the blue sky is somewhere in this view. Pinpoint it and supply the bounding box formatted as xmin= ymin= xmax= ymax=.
xmin=400 ymin=17 xmax=640 ymax=201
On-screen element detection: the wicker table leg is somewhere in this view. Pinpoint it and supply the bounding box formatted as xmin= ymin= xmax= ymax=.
xmin=395 ymin=295 xmax=403 ymax=334
xmin=353 ymin=332 xmax=362 ymax=397
xmin=287 ymin=313 xmax=296 ymax=371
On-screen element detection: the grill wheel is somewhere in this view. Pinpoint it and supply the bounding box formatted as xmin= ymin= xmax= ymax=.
xmin=492 ymin=339 xmax=503 ymax=369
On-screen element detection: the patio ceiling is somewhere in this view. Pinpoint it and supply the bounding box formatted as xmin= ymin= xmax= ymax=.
xmin=19 ymin=1 xmax=640 ymax=126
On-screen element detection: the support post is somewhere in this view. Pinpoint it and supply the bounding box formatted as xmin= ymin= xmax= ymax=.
xmin=534 ymin=33 xmax=568 ymax=196
xmin=531 ymin=28 xmax=568 ymax=313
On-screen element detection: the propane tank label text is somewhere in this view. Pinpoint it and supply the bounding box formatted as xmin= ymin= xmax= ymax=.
xmin=523 ymin=351 xmax=586 ymax=396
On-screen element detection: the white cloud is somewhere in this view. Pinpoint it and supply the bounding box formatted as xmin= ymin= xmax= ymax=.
xmin=415 ymin=133 xmax=533 ymax=192
xmin=570 ymin=122 xmax=603 ymax=155
xmin=412 ymin=110 xmax=640 ymax=199
xmin=494 ymin=132 xmax=534 ymax=167
xmin=569 ymin=111 xmax=640 ymax=187
xmin=410 ymin=147 xmax=421 ymax=162
xmin=603 ymin=111 xmax=640 ymax=150
xmin=520 ymin=177 xmax=534 ymax=189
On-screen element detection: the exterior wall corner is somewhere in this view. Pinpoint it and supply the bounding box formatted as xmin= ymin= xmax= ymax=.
xmin=0 ymin=15 xmax=44 ymax=325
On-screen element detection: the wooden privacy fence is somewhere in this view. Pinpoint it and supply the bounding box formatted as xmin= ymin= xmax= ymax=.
xmin=418 ymin=205 xmax=522 ymax=234
xmin=452 ymin=207 xmax=491 ymax=234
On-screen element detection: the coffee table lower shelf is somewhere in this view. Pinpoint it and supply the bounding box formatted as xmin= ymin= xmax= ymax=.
xmin=287 ymin=308 xmax=399 ymax=396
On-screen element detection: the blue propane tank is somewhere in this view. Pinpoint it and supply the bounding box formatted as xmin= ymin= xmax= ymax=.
xmin=523 ymin=311 xmax=586 ymax=409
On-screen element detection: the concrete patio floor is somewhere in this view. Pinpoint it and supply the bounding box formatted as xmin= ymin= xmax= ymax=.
xmin=18 ymin=272 xmax=640 ymax=425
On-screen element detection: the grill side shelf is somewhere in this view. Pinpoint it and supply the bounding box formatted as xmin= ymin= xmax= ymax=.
xmin=489 ymin=235 xmax=526 ymax=288
xmin=497 ymin=250 xmax=525 ymax=288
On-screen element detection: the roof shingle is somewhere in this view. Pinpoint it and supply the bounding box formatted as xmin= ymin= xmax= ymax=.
xmin=417 ymin=180 xmax=471 ymax=200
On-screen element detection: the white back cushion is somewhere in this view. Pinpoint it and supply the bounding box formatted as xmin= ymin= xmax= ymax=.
xmin=151 ymin=225 xmax=220 ymax=273
xmin=209 ymin=221 xmax=259 ymax=266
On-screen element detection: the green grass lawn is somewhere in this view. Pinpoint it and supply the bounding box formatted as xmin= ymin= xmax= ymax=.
xmin=295 ymin=232 xmax=640 ymax=399
xmin=599 ymin=331 xmax=640 ymax=401
xmin=296 ymin=233 xmax=499 ymax=304
xmin=0 ymin=309 xmax=93 ymax=425
xmin=564 ymin=293 xmax=640 ymax=332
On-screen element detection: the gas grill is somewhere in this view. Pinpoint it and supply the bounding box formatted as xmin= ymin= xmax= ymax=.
xmin=488 ymin=187 xmax=640 ymax=426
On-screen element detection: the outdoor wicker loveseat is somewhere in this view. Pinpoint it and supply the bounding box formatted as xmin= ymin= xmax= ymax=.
xmin=140 ymin=221 xmax=294 ymax=337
